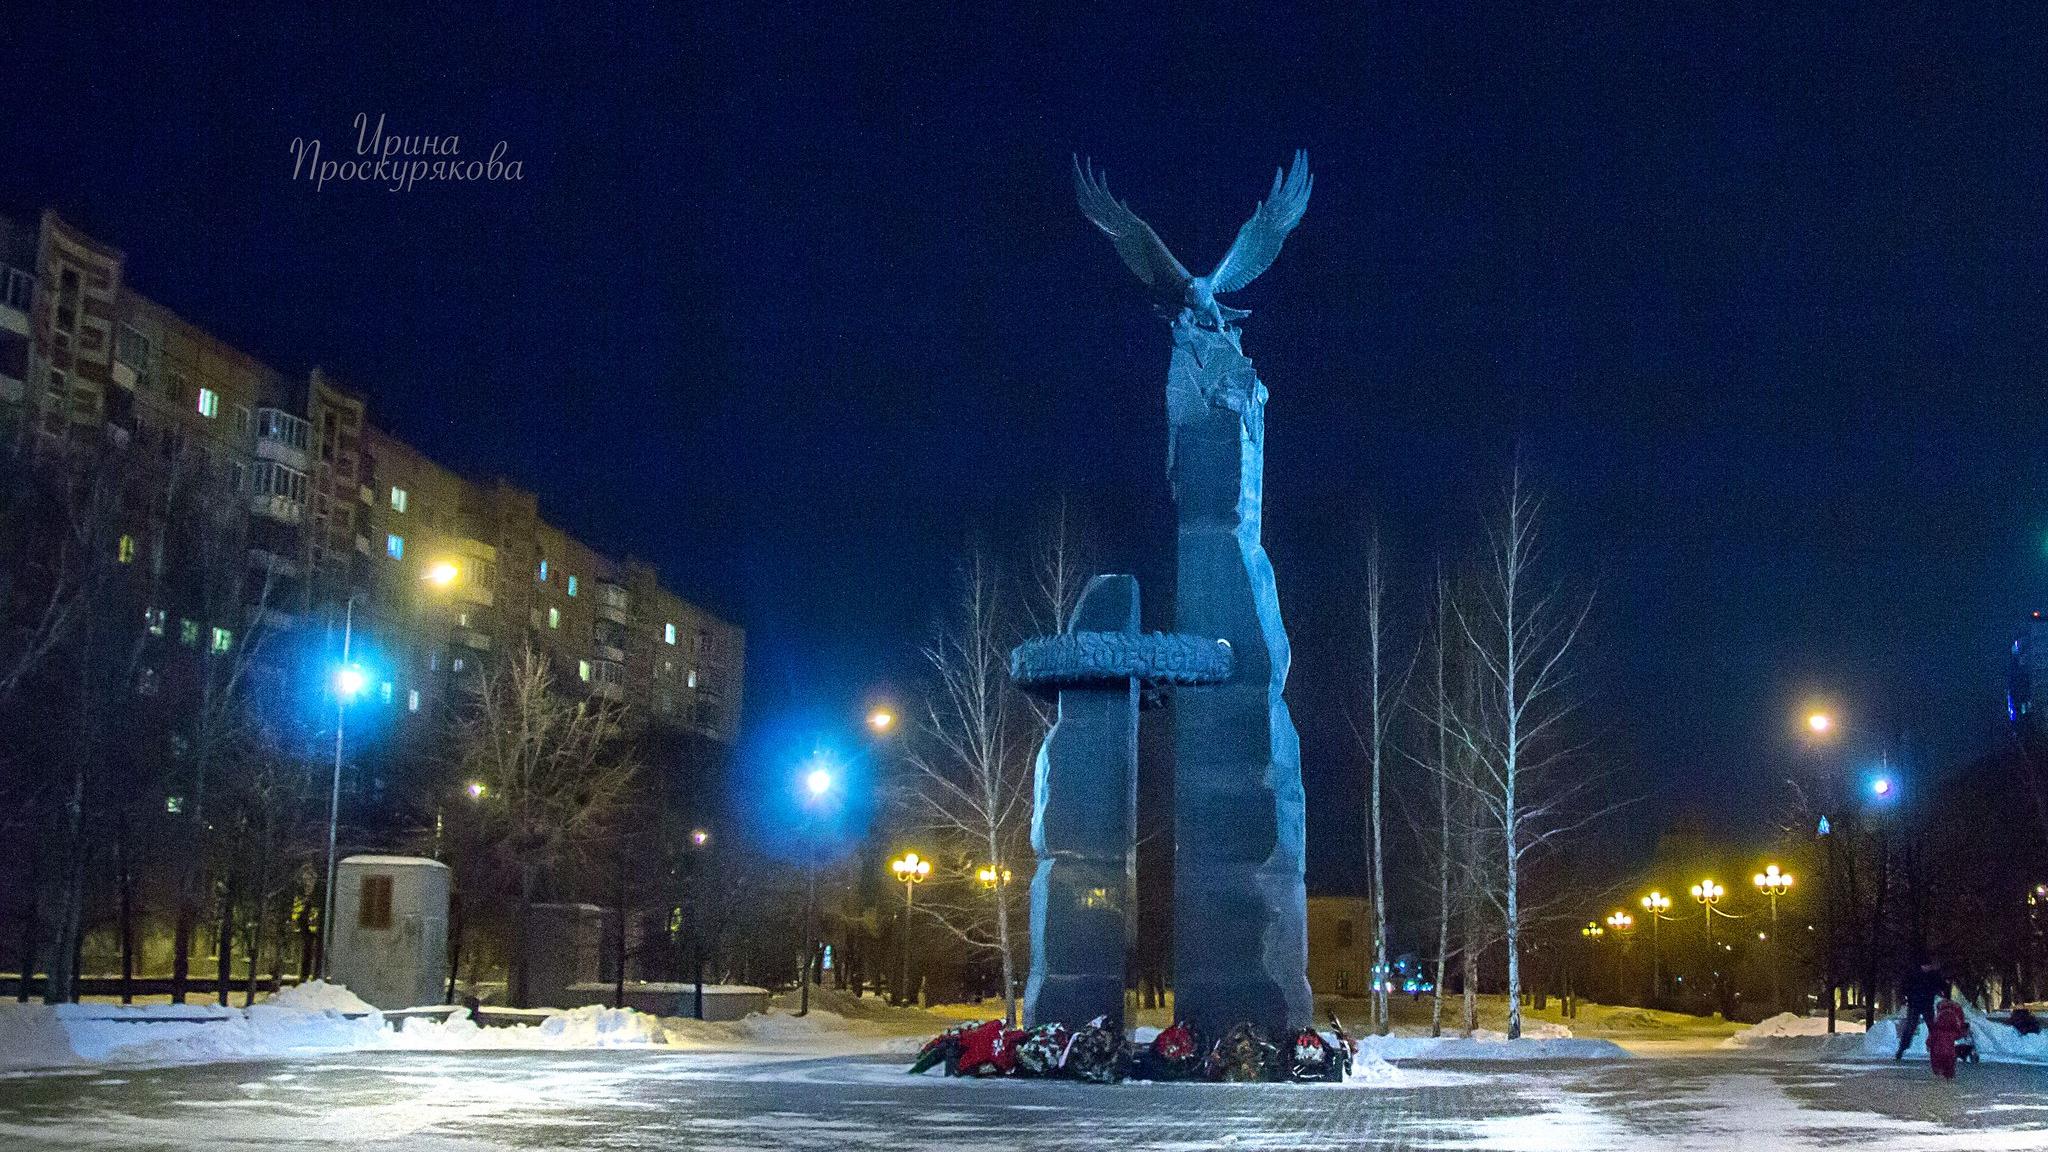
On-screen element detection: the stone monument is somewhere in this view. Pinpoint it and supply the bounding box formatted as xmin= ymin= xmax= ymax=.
xmin=1072 ymin=151 xmax=1317 ymax=1037
xmin=1010 ymin=576 xmax=1230 ymax=1028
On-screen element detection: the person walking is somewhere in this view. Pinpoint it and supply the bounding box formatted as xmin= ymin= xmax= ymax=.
xmin=1927 ymin=996 xmax=1968 ymax=1080
xmin=1894 ymin=958 xmax=1945 ymax=1059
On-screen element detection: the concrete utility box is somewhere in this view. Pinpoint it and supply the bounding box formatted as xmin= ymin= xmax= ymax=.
xmin=525 ymin=902 xmax=606 ymax=1008
xmin=330 ymin=855 xmax=449 ymax=1010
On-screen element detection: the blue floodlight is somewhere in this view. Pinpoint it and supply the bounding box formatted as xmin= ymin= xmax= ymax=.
xmin=334 ymin=664 xmax=369 ymax=700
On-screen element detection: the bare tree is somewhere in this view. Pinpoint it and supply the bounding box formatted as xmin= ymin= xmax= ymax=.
xmin=902 ymin=549 xmax=1031 ymax=1025
xmin=1443 ymin=467 xmax=1597 ymax=1040
xmin=453 ymin=644 xmax=639 ymax=1007
xmin=1352 ymin=535 xmax=1414 ymax=1035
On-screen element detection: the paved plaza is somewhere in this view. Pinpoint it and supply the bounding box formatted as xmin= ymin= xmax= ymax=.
xmin=2 ymin=1047 xmax=2043 ymax=1151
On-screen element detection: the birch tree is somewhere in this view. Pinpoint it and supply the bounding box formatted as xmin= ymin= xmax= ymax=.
xmin=902 ymin=549 xmax=1030 ymax=1025
xmin=453 ymin=644 xmax=639 ymax=1007
xmin=1445 ymin=468 xmax=1595 ymax=1040
xmin=1353 ymin=536 xmax=1413 ymax=1035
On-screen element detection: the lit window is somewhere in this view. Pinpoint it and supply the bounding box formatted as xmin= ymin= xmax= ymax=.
xmin=578 ymin=659 xmax=592 ymax=682
xmin=164 ymin=795 xmax=184 ymax=815
xmin=209 ymin=627 xmax=232 ymax=653
xmin=408 ymin=688 xmax=421 ymax=712
xmin=386 ymin=533 xmax=404 ymax=560
xmin=428 ymin=649 xmax=440 ymax=672
xmin=566 ymin=575 xmax=578 ymax=597
xmin=537 ymin=559 xmax=549 ymax=582
xmin=457 ymin=611 xmax=470 ymax=628
xmin=117 ymin=534 xmax=136 ymax=563
xmin=451 ymin=657 xmax=466 ymax=673
xmin=197 ymin=388 xmax=218 ymax=419
xmin=687 ymin=668 xmax=698 ymax=689
xmin=179 ymin=619 xmax=198 ymax=647
xmin=664 ymin=622 xmax=676 ymax=645
xmin=144 ymin=608 xmax=165 ymax=636
xmin=548 ymin=606 xmax=560 ymax=629
xmin=390 ymin=487 xmax=408 ymax=513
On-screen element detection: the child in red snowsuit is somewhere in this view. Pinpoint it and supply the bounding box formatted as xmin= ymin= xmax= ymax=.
xmin=1927 ymin=998 xmax=1968 ymax=1079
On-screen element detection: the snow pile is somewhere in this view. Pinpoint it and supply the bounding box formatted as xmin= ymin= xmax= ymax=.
xmin=1862 ymin=1005 xmax=2048 ymax=1065
xmin=1356 ymin=1022 xmax=1628 ymax=1063
xmin=263 ymin=979 xmax=375 ymax=1015
xmin=389 ymin=1004 xmax=669 ymax=1050
xmin=1720 ymin=1012 xmax=1865 ymax=1048
xmin=40 ymin=999 xmax=386 ymax=1068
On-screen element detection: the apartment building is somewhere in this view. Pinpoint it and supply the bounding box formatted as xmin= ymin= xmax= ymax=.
xmin=0 ymin=208 xmax=744 ymax=815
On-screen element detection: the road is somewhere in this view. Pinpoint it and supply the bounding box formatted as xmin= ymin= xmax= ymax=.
xmin=0 ymin=1048 xmax=2042 ymax=1150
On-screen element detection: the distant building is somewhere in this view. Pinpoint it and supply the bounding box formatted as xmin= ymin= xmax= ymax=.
xmin=0 ymin=207 xmax=744 ymax=826
xmin=1306 ymin=895 xmax=1373 ymax=997
xmin=2010 ymin=611 xmax=2048 ymax=725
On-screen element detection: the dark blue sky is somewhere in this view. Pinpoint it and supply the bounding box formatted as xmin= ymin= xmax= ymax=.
xmin=5 ymin=2 xmax=2045 ymax=882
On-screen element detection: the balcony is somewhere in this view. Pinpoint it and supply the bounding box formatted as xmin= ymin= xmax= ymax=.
xmin=594 ymin=582 xmax=631 ymax=625
xmin=255 ymin=408 xmax=311 ymax=469
xmin=451 ymin=626 xmax=493 ymax=652
xmin=596 ymin=643 xmax=625 ymax=664
xmin=250 ymin=493 xmax=304 ymax=525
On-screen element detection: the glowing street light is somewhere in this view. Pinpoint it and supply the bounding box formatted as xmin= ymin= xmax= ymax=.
xmin=465 ymin=781 xmax=487 ymax=800
xmin=805 ymin=766 xmax=834 ymax=798
xmin=976 ymin=864 xmax=1012 ymax=889
xmin=1606 ymin=911 xmax=1634 ymax=933
xmin=690 ymin=828 xmax=709 ymax=847
xmin=1870 ymin=775 xmax=1894 ymax=798
xmin=867 ymin=707 xmax=896 ymax=733
xmin=1754 ymin=864 xmax=1793 ymax=1011
xmin=1641 ymin=890 xmax=1675 ymax=1000
xmin=891 ymin=852 xmax=932 ymax=1007
xmin=334 ymin=663 xmax=369 ymax=699
xmin=1806 ymin=711 xmax=1833 ymax=735
xmin=424 ymin=560 xmax=460 ymax=588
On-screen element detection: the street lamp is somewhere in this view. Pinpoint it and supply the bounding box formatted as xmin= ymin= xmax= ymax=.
xmin=685 ymin=827 xmax=712 ymax=1020
xmin=1692 ymin=879 xmax=1729 ymax=1016
xmin=424 ymin=560 xmax=460 ymax=588
xmin=867 ymin=706 xmax=896 ymax=734
xmin=1754 ymin=864 xmax=1793 ymax=1013
xmin=797 ymin=758 xmax=835 ymax=1017
xmin=1641 ymin=891 xmax=1675 ymax=1001
xmin=464 ymin=781 xmax=486 ymax=800
xmin=976 ymin=865 xmax=1012 ymax=889
xmin=891 ymin=852 xmax=932 ymax=1006
xmin=321 ymin=592 xmax=368 ymax=980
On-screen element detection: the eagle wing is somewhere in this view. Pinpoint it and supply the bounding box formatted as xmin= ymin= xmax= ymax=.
xmin=1073 ymin=156 xmax=1191 ymax=294
xmin=1207 ymin=149 xmax=1312 ymax=295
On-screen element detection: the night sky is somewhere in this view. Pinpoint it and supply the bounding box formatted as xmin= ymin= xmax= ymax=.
xmin=5 ymin=3 xmax=2046 ymax=886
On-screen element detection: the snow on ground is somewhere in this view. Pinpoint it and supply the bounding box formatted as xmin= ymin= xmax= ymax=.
xmin=1864 ymin=1004 xmax=2048 ymax=1065
xmin=1 ymin=982 xmax=936 ymax=1073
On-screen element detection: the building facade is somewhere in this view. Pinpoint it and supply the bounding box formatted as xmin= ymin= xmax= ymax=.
xmin=0 ymin=207 xmax=743 ymax=826
xmin=1305 ymin=895 xmax=1373 ymax=997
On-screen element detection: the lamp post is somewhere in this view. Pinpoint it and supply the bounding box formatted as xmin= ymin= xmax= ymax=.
xmin=321 ymin=593 xmax=367 ymax=980
xmin=1692 ymin=878 xmax=1727 ymax=1016
xmin=1753 ymin=864 xmax=1793 ymax=1013
xmin=686 ymin=827 xmax=711 ymax=1020
xmin=1606 ymin=911 xmax=1634 ymax=1004
xmin=891 ymin=852 xmax=931 ymax=1006
xmin=798 ymin=762 xmax=834 ymax=1017
xmin=1575 ymin=921 xmax=1604 ymax=1017
xmin=1640 ymin=891 xmax=1675 ymax=1002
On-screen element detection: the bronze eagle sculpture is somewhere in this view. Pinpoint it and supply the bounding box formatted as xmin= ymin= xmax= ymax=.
xmin=1073 ymin=150 xmax=1312 ymax=331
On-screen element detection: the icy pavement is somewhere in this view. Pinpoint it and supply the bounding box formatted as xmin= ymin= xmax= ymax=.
xmin=3 ymin=1050 xmax=2046 ymax=1150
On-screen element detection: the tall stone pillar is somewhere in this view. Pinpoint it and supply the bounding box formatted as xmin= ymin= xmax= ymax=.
xmin=1010 ymin=576 xmax=1232 ymax=1030
xmin=1168 ymin=319 xmax=1313 ymax=1038
xmin=1017 ymin=575 xmax=1140 ymax=1029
